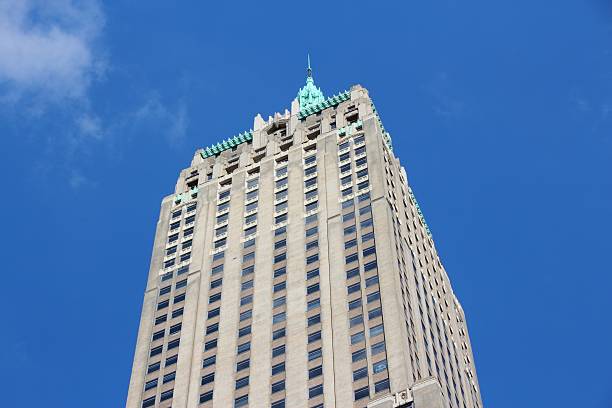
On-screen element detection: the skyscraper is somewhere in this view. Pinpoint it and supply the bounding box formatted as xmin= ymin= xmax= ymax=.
xmin=126 ymin=62 xmax=483 ymax=408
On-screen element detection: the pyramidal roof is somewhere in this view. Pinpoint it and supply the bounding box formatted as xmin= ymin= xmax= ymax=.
xmin=297 ymin=55 xmax=325 ymax=112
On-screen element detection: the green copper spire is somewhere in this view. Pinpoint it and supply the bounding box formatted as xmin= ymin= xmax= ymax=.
xmin=298 ymin=54 xmax=325 ymax=112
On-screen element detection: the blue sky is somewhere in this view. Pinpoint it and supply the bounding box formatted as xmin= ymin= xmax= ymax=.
xmin=1 ymin=1 xmax=611 ymax=406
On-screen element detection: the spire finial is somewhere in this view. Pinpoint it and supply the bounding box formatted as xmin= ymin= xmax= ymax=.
xmin=307 ymin=53 xmax=312 ymax=78
xmin=298 ymin=53 xmax=324 ymax=112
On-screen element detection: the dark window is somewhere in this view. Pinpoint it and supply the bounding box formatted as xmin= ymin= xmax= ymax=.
xmin=369 ymin=307 xmax=382 ymax=320
xmin=347 ymin=282 xmax=361 ymax=294
xmin=363 ymin=246 xmax=376 ymax=257
xmin=375 ymin=378 xmax=390 ymax=393
xmin=169 ymin=323 xmax=181 ymax=335
xmin=367 ymin=291 xmax=380 ymax=303
xmin=235 ymin=395 xmax=248 ymax=407
xmin=144 ymin=378 xmax=157 ymax=391
xmin=308 ymin=314 xmax=321 ymax=326
xmin=272 ymin=380 xmax=285 ymax=393
xmin=240 ymin=294 xmax=253 ymax=306
xmin=308 ymin=331 xmax=321 ymax=343
xmin=176 ymin=279 xmax=187 ymax=289
xmin=207 ymin=323 xmax=219 ymax=334
xmin=203 ymin=355 xmax=216 ymax=368
xmin=240 ymin=309 xmax=252 ymax=321
xmin=370 ymin=324 xmax=384 ymax=337
xmin=168 ymin=339 xmax=180 ymax=350
xmin=142 ymin=396 xmax=156 ymax=408
xmin=307 ymin=298 xmax=320 ymax=311
xmin=201 ymin=373 xmax=215 ymax=385
xmin=152 ymin=329 xmax=165 ymax=341
xmin=353 ymin=366 xmax=368 ymax=381
xmin=308 ymin=347 xmax=322 ymax=361
xmin=351 ymin=331 xmax=365 ymax=345
xmin=235 ymin=376 xmax=249 ymax=389
xmin=237 ymin=358 xmax=250 ymax=371
xmin=171 ymin=308 xmax=183 ymax=318
xmin=274 ymin=266 xmax=286 ymax=278
xmin=350 ymin=315 xmax=363 ymax=328
xmin=160 ymin=389 xmax=173 ymax=402
xmin=308 ymin=365 xmax=323 ymax=379
xmin=163 ymin=371 xmax=176 ymax=384
xmin=212 ymin=264 xmax=224 ymax=275
xmin=173 ymin=293 xmax=185 ymax=303
xmin=346 ymin=267 xmax=360 ymax=279
xmin=155 ymin=314 xmax=167 ymax=325
xmin=306 ymin=268 xmax=319 ymax=280
xmin=307 ymin=283 xmax=320 ymax=295
xmin=348 ymin=298 xmax=361 ymax=310
xmin=354 ymin=386 xmax=369 ymax=400
xmin=272 ymin=328 xmax=286 ymax=340
xmin=204 ymin=339 xmax=217 ymax=351
xmin=373 ymin=359 xmax=388 ymax=374
xmin=165 ymin=354 xmax=178 ymax=366
xmin=147 ymin=362 xmax=160 ymax=374
xmin=309 ymin=384 xmax=323 ymax=398
xmin=150 ymin=345 xmax=162 ymax=357
xmin=238 ymin=325 xmax=251 ymax=337
xmin=352 ymin=349 xmax=367 ymax=362
xmin=159 ymin=285 xmax=171 ymax=296
xmin=366 ymin=275 xmax=379 ymax=287
xmin=237 ymin=341 xmax=250 ymax=354
xmin=306 ymin=226 xmax=318 ymax=237
xmin=273 ymin=281 xmax=286 ymax=293
xmin=200 ymin=391 xmax=213 ymax=403
xmin=209 ymin=292 xmax=221 ymax=304
xmin=345 ymin=253 xmax=358 ymax=264
xmin=272 ymin=345 xmax=285 ymax=357
xmin=273 ymin=296 xmax=286 ymax=308
xmin=208 ymin=308 xmax=220 ymax=318
xmin=272 ymin=362 xmax=285 ymax=375
xmin=372 ymin=341 xmax=386 ymax=356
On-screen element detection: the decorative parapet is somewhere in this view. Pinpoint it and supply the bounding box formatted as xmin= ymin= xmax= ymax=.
xmin=408 ymin=187 xmax=432 ymax=237
xmin=200 ymin=130 xmax=254 ymax=159
xmin=297 ymin=91 xmax=351 ymax=120
xmin=371 ymin=103 xmax=393 ymax=151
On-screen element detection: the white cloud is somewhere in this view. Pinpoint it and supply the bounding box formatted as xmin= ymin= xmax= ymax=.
xmin=0 ymin=0 xmax=105 ymax=101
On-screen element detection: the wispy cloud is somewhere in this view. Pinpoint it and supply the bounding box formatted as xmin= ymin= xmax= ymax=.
xmin=0 ymin=0 xmax=105 ymax=102
xmin=132 ymin=93 xmax=189 ymax=146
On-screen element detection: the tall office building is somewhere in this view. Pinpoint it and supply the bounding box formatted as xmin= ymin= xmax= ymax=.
xmin=126 ymin=63 xmax=483 ymax=408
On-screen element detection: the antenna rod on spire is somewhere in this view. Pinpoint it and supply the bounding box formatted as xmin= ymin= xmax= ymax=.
xmin=307 ymin=54 xmax=312 ymax=78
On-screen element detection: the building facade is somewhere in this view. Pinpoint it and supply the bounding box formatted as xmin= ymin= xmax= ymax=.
xmin=126 ymin=66 xmax=483 ymax=408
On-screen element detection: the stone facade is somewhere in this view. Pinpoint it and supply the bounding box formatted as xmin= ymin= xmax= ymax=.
xmin=126 ymin=75 xmax=483 ymax=408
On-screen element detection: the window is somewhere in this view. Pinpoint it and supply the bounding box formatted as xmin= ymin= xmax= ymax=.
xmin=370 ymin=324 xmax=384 ymax=338
xmin=363 ymin=246 xmax=376 ymax=257
xmin=207 ymin=307 xmax=220 ymax=319
xmin=176 ymin=279 xmax=187 ymax=289
xmin=272 ymin=380 xmax=285 ymax=393
xmin=309 ymin=384 xmax=323 ymax=399
xmin=142 ymin=396 xmax=155 ymax=407
xmin=366 ymin=275 xmax=379 ymax=288
xmin=274 ymin=266 xmax=286 ymax=278
xmin=364 ymin=260 xmax=378 ymax=272
xmin=307 ymin=283 xmax=320 ymax=295
xmin=307 ymin=298 xmax=320 ymax=311
xmin=159 ymin=285 xmax=171 ymax=296
xmin=200 ymin=391 xmax=213 ymax=403
xmin=242 ymin=265 xmax=254 ymax=276
xmin=275 ymin=189 xmax=288 ymax=201
xmin=305 ymin=155 xmax=316 ymax=166
xmin=174 ymin=293 xmax=185 ymax=303
xmin=166 ymin=246 xmax=177 ymax=256
xmin=306 ymin=226 xmax=318 ymax=237
xmin=309 ymin=365 xmax=322 ymax=379
xmin=168 ymin=339 xmax=180 ymax=350
xmin=243 ymin=252 xmax=255 ymax=262
xmin=246 ymin=190 xmax=258 ymax=201
xmin=145 ymin=378 xmax=157 ymax=391
xmin=243 ymin=238 xmax=255 ymax=249
xmin=305 ymin=213 xmax=318 ymax=224
xmin=305 ymin=177 xmax=317 ymax=188
xmin=345 ymin=238 xmax=357 ymax=249
xmin=237 ymin=341 xmax=250 ymax=354
xmin=213 ymin=251 xmax=225 ymax=261
xmin=305 ymin=189 xmax=318 ymax=201
xmin=155 ymin=315 xmax=167 ymax=325
xmin=219 ymin=190 xmax=230 ymax=200
xmin=354 ymin=386 xmax=369 ymax=400
xmin=306 ymin=254 xmax=319 ymax=264
xmin=350 ymin=315 xmax=363 ymax=328
xmin=308 ymin=330 xmax=321 ymax=343
xmin=237 ymin=358 xmax=250 ymax=371
xmin=361 ymin=218 xmax=373 ymax=228
xmin=361 ymin=231 xmax=374 ymax=242
xmin=244 ymin=225 xmax=257 ymax=237
xmin=147 ymin=362 xmax=160 ymax=374
xmin=207 ymin=323 xmax=219 ymax=334
xmin=205 ymin=339 xmax=217 ymax=351
xmin=245 ymin=201 xmax=258 ymax=213
xmin=352 ymin=349 xmax=367 ymax=362
xmin=161 ymin=271 xmax=173 ymax=282
xmin=351 ymin=331 xmax=365 ymax=345
xmin=275 ymin=213 xmax=288 ymax=225
xmin=203 ymin=355 xmax=216 ymax=368
xmin=163 ymin=371 xmax=176 ymax=384
xmin=273 ymin=281 xmax=286 ymax=293
xmin=340 ymin=163 xmax=351 ymax=173
xmin=209 ymin=292 xmax=221 ymax=304
xmin=345 ymin=253 xmax=358 ymax=264
xmin=240 ymin=294 xmax=253 ymax=306
xmin=307 ymin=268 xmax=319 ymax=280
xmin=235 ymin=376 xmax=249 ymax=389
xmin=210 ymin=278 xmax=222 ymax=289
xmin=308 ymin=347 xmax=322 ymax=361
xmin=272 ymin=327 xmax=285 ymax=340
xmin=274 ymin=239 xmax=286 ymax=250
xmin=274 ymin=252 xmax=286 ymax=263
xmin=273 ymin=296 xmax=286 ymax=308
xmin=240 ymin=309 xmax=252 ymax=321
xmin=305 ymin=201 xmax=318 ymax=212
xmin=371 ymin=341 xmax=386 ymax=356
xmin=201 ymin=373 xmax=215 ymax=385
xmin=348 ymin=298 xmax=361 ymax=310
xmin=152 ymin=330 xmax=165 ymax=341
xmin=353 ymin=366 xmax=368 ymax=381
xmin=234 ymin=395 xmax=248 ymax=408
xmin=347 ymin=267 xmax=360 ymax=279
xmin=273 ymin=312 xmax=286 ymax=324
xmin=150 ymin=345 xmax=162 ymax=357
xmin=308 ymin=314 xmax=321 ymax=326
xmin=373 ymin=359 xmax=387 ymax=374
xmin=165 ymin=354 xmax=178 ymax=366
xmin=342 ymin=199 xmax=354 ymax=209
xmin=367 ymin=291 xmax=380 ymax=304
xmin=171 ymin=308 xmax=184 ymax=318
xmin=375 ymin=378 xmax=390 ymax=393
xmin=170 ymin=221 xmax=180 ymax=231
xmin=241 ymin=279 xmax=254 ymax=290
xmin=368 ymin=307 xmax=382 ymax=320
xmin=238 ymin=325 xmax=251 ymax=337
xmin=276 ymin=166 xmax=288 ymax=177
xmin=343 ymin=212 xmax=355 ymax=222
xmin=275 ymin=178 xmax=288 ymax=189
xmin=272 ymin=345 xmax=285 ymax=357
xmin=347 ymin=282 xmax=361 ymax=294
xmin=214 ymin=238 xmax=226 ymax=249
xmin=164 ymin=258 xmax=175 ymax=268
xmin=169 ymin=323 xmax=182 ymax=335
xmin=306 ymin=240 xmax=318 ymax=251
xmin=247 ymin=178 xmax=259 ymax=189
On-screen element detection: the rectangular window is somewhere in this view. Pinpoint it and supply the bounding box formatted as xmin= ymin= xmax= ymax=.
xmin=244 ymin=225 xmax=257 ymax=237
xmin=236 ymin=358 xmax=250 ymax=371
xmin=206 ymin=323 xmax=219 ymax=335
xmin=273 ymin=281 xmax=286 ymax=293
xmin=203 ymin=355 xmax=216 ymax=368
xmin=272 ymin=327 xmax=285 ymax=340
xmin=368 ymin=307 xmax=382 ymax=320
xmin=273 ymin=296 xmax=286 ymax=308
xmin=363 ymin=246 xmax=376 ymax=257
xmin=200 ymin=391 xmax=213 ymax=403
xmin=308 ymin=331 xmax=321 ymax=343
xmin=345 ymin=253 xmax=358 ymax=264
xmin=173 ymin=293 xmax=185 ymax=304
xmin=235 ymin=395 xmax=248 ymax=408
xmin=345 ymin=239 xmax=357 ymax=249
xmin=201 ymin=373 xmax=215 ymax=385
xmin=165 ymin=354 xmax=177 ymax=366
xmin=272 ymin=345 xmax=285 ymax=357
xmin=346 ymin=267 xmax=360 ymax=279
xmin=273 ymin=312 xmax=286 ymax=324
xmin=168 ymin=339 xmax=180 ymax=350
xmin=147 ymin=362 xmax=160 ymax=374
xmin=353 ymin=366 xmax=368 ymax=381
xmin=142 ymin=397 xmax=155 ymax=408
xmin=309 ymin=384 xmax=323 ymax=399
xmin=366 ymin=275 xmax=379 ymax=287
xmin=235 ymin=376 xmax=249 ymax=389
xmin=237 ymin=341 xmax=250 ymax=354
xmin=370 ymin=324 xmax=384 ymax=337
xmin=240 ymin=309 xmax=252 ymax=321
xmin=308 ymin=365 xmax=322 ymax=379
xmin=305 ymin=213 xmax=318 ymax=224
xmin=238 ymin=325 xmax=251 ymax=337
xmin=306 ymin=226 xmax=318 ymax=237
xmin=305 ymin=240 xmax=318 ymax=251
xmin=163 ymin=371 xmax=176 ymax=384
xmin=272 ymin=380 xmax=285 ymax=393
xmin=306 ymin=254 xmax=319 ymax=264
xmin=351 ymin=331 xmax=365 ymax=345
xmin=150 ymin=345 xmax=162 ymax=357
xmin=371 ymin=341 xmax=386 ymax=356
xmin=354 ymin=386 xmax=369 ymax=401
xmin=308 ymin=314 xmax=321 ymax=326
xmin=176 ymin=279 xmax=187 ymax=289
xmin=274 ymin=253 xmax=286 ymax=263
xmin=169 ymin=323 xmax=182 ymax=335
xmin=210 ymin=278 xmax=222 ymax=289
xmin=155 ymin=315 xmax=167 ymax=325
xmin=307 ymin=298 xmax=320 ymax=311
xmin=352 ymin=349 xmax=367 ymax=362
xmin=171 ymin=308 xmax=184 ymax=318
xmin=159 ymin=285 xmax=171 ymax=296
xmin=307 ymin=283 xmax=320 ymax=295
xmin=242 ymin=265 xmax=254 ymax=276
xmin=274 ymin=266 xmax=286 ymax=278
xmin=347 ymin=282 xmax=361 ymax=294
xmin=209 ymin=292 xmax=221 ymax=304
xmin=152 ymin=330 xmax=165 ymax=341
xmin=375 ymin=378 xmax=390 ymax=393
xmin=272 ymin=361 xmax=285 ymax=375
xmin=274 ymin=239 xmax=286 ymax=250
xmin=241 ymin=279 xmax=254 ymax=291
xmin=145 ymin=378 xmax=157 ymax=391
xmin=205 ymin=339 xmax=217 ymax=351
xmin=373 ymin=359 xmax=388 ymax=374
xmin=306 ymin=268 xmax=319 ymax=280
xmin=308 ymin=347 xmax=322 ymax=361
xmin=350 ymin=315 xmax=363 ymax=328
xmin=243 ymin=252 xmax=255 ymax=262
xmin=364 ymin=260 xmax=378 ymax=272
xmin=348 ymin=298 xmax=361 ymax=310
